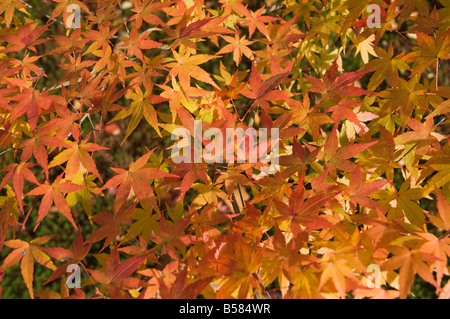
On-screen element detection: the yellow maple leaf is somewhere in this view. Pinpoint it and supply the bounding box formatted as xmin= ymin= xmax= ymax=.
xmin=355 ymin=33 xmax=378 ymax=64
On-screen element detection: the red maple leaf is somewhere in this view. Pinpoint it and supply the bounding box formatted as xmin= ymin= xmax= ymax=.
xmin=304 ymin=59 xmax=373 ymax=105
xmin=26 ymin=174 xmax=87 ymax=231
xmin=101 ymin=150 xmax=178 ymax=212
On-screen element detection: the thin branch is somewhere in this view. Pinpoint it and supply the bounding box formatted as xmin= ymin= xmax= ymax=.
xmin=237 ymin=184 xmax=245 ymax=209
xmin=0 ymin=148 xmax=12 ymax=156
xmin=436 ymin=58 xmax=439 ymax=91
xmin=78 ymin=261 xmax=107 ymax=299
xmin=231 ymin=191 xmax=241 ymax=216
xmin=395 ymin=115 xmax=448 ymax=164
xmin=19 ymin=0 xmax=65 ymax=26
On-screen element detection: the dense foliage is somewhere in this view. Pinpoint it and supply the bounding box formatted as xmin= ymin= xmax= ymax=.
xmin=0 ymin=0 xmax=449 ymax=299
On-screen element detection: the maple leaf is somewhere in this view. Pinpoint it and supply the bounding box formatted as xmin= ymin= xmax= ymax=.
xmin=250 ymin=170 xmax=295 ymax=203
xmin=318 ymin=248 xmax=364 ymax=299
xmin=48 ymin=29 xmax=88 ymax=56
xmin=0 ymin=88 xmax=15 ymax=111
xmin=359 ymin=126 xmax=402 ymax=181
xmin=0 ymin=235 xmax=56 ymax=299
xmin=126 ymin=53 xmax=168 ymax=90
xmin=83 ymin=26 xmax=120 ymax=56
xmin=148 ymin=215 xmax=195 ymax=260
xmin=217 ymin=34 xmax=254 ymax=66
xmin=0 ymin=59 xmax=28 ymax=90
xmin=321 ymin=126 xmax=377 ymax=175
xmin=326 ymin=99 xmax=364 ymax=129
xmin=162 ymin=0 xmax=192 ymax=26
xmin=165 ymin=162 xmax=209 ymax=201
xmin=416 ymin=232 xmax=450 ymax=288
xmin=87 ymin=204 xmax=135 ymax=251
xmin=157 ymin=75 xmax=193 ymax=123
xmin=48 ymin=135 xmax=108 ymax=182
xmin=191 ymin=182 xmax=228 ymax=208
xmin=89 ymin=79 xmax=130 ymax=118
xmin=210 ymin=231 xmax=264 ymax=298
xmin=261 ymin=13 xmax=303 ymax=47
xmin=352 ymin=211 xmax=409 ymax=248
xmin=382 ymin=245 xmax=438 ymax=299
xmin=89 ymin=245 xmax=148 ymax=298
xmin=89 ymin=44 xmax=112 ymax=74
xmin=119 ymin=235 xmax=158 ymax=261
xmin=156 ymin=267 xmax=213 ymax=299
xmin=42 ymin=231 xmax=92 ymax=285
xmin=273 ymin=184 xmax=340 ymax=233
xmin=0 ymin=0 xmax=27 ymax=27
xmin=289 ymin=93 xmax=333 ymax=141
xmin=11 ymin=53 xmax=43 ymax=81
xmin=71 ymin=73 xmax=103 ymax=108
xmin=361 ymin=44 xmax=409 ymax=91
xmin=394 ymin=116 xmax=445 ymax=147
xmin=26 ymin=174 xmax=87 ymax=231
xmin=374 ymin=178 xmax=427 ymax=227
xmin=279 ymin=138 xmax=321 ymax=177
xmin=422 ymin=148 xmax=450 ymax=194
xmin=164 ymin=15 xmax=232 ymax=50
xmin=219 ymin=0 xmax=247 ymax=16
xmin=49 ymin=0 xmax=90 ymax=22
xmin=342 ymin=164 xmax=388 ymax=211
xmin=101 ymin=150 xmax=177 ymax=212
xmin=425 ymin=188 xmax=450 ymax=232
xmin=436 ymin=188 xmax=450 ymax=228
xmin=260 ymin=225 xmax=309 ymax=288
xmin=378 ymin=78 xmax=430 ymax=121
xmin=9 ymin=88 xmax=53 ymax=130
xmin=38 ymin=109 xmax=83 ymax=142
xmin=402 ymin=30 xmax=450 ymax=78
xmin=19 ymin=132 xmax=68 ymax=180
xmin=58 ymin=54 xmax=95 ymax=86
xmin=65 ymin=170 xmax=103 ymax=220
xmin=121 ymin=203 xmax=160 ymax=243
xmin=240 ymin=62 xmax=293 ymax=118
xmin=352 ymin=33 xmax=378 ymax=64
xmin=0 ymin=0 xmax=449 ymax=301
xmin=0 ymin=186 xmax=19 ymax=249
xmin=129 ymin=0 xmax=172 ymax=29
xmin=0 ymin=161 xmax=40 ymax=214
xmin=120 ymin=28 xmax=162 ymax=62
xmin=108 ymin=86 xmax=164 ymax=145
xmin=215 ymin=165 xmax=255 ymax=199
xmin=235 ymin=5 xmax=279 ymax=39
xmin=304 ymin=59 xmax=373 ymax=105
xmin=2 ymin=23 xmax=50 ymax=53
xmin=165 ymin=48 xmax=219 ymax=94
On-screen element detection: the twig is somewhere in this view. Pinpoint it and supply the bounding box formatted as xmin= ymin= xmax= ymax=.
xmin=0 ymin=148 xmax=12 ymax=156
xmin=395 ymin=141 xmax=420 ymax=164
xmin=231 ymin=191 xmax=241 ymax=216
xmin=78 ymin=261 xmax=107 ymax=299
xmin=395 ymin=115 xmax=447 ymax=163
xmin=436 ymin=58 xmax=439 ymax=91
xmin=237 ymin=184 xmax=245 ymax=209
xmin=19 ymin=0 xmax=65 ymax=26
xmin=97 ymin=150 xmax=120 ymax=168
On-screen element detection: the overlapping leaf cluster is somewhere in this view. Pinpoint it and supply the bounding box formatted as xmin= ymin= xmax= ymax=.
xmin=0 ymin=0 xmax=449 ymax=299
